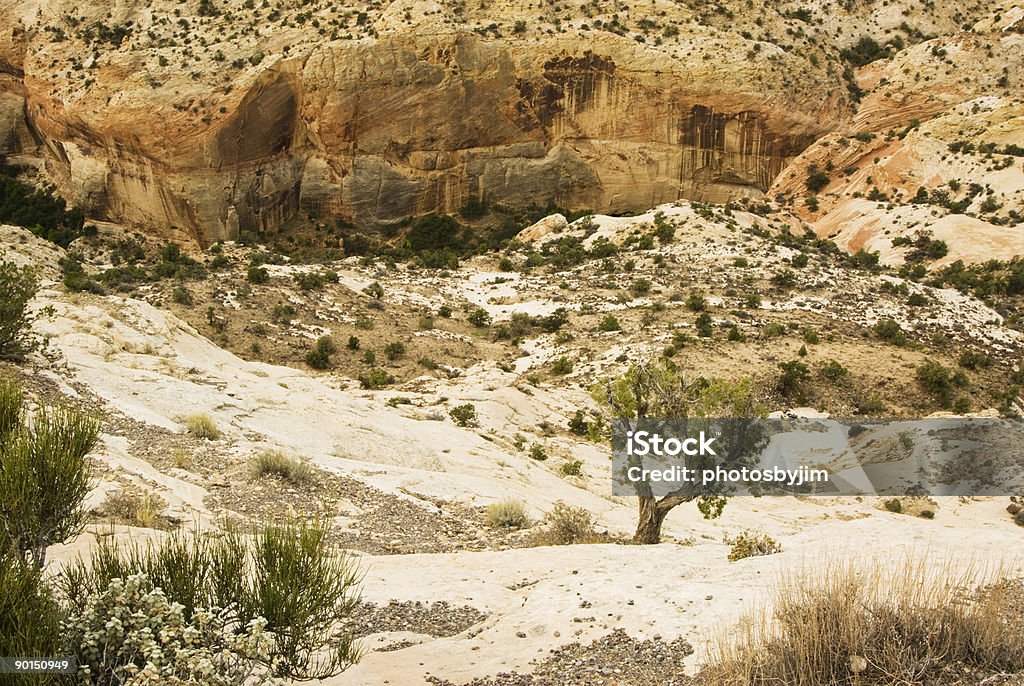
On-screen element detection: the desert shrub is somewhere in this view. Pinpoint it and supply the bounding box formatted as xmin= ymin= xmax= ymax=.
xmin=171 ymin=285 xmax=193 ymax=305
xmin=184 ymin=413 xmax=221 ymax=440
xmin=346 ymin=336 xmax=360 ymax=350
xmin=686 ymin=292 xmax=707 ymax=312
xmin=0 ymin=546 xmax=63 ymax=663
xmin=874 ymin=318 xmax=906 ymax=345
xmin=61 ymin=519 xmax=361 ymax=680
xmin=467 ymin=307 xmax=491 ymax=328
xmin=819 ymin=360 xmax=848 ymax=382
xmin=305 ymin=336 xmax=337 ymax=370
xmin=560 ymin=459 xmax=583 ymax=476
xmin=529 ymin=443 xmax=548 ymax=461
xmin=906 ymin=292 xmax=928 ymax=307
xmin=841 ymin=35 xmax=888 ymax=66
xmin=704 ymin=560 xmax=1024 ymax=685
xmin=358 ymin=368 xmax=393 ymax=389
xmin=0 ymin=164 xmax=86 ymax=247
xmin=295 ymin=271 xmax=327 ymax=291
xmin=550 ymin=356 xmax=573 ymax=374
xmin=354 ymin=315 xmax=373 ymax=330
xmin=568 ymin=410 xmax=589 ymax=436
xmin=272 ymin=303 xmax=295 ymax=324
xmin=484 ymin=500 xmax=529 ymax=529
xmin=599 ymin=314 xmax=621 ymax=332
xmin=250 ymin=450 xmax=314 ymax=486
xmin=406 ymin=214 xmax=460 ymax=252
xmin=362 ymin=281 xmax=384 ymax=299
xmin=916 ymin=360 xmax=967 ymax=407
xmin=726 ymin=531 xmax=782 ymax=561
xmin=448 ymin=403 xmax=478 ymax=427
xmin=533 ymin=502 xmax=597 ymax=545
xmin=771 ymin=269 xmax=797 ymax=289
xmin=958 ymin=349 xmax=991 ymax=370
xmin=246 ymin=265 xmax=269 ymax=284
xmin=383 ymin=341 xmax=405 ymax=360
xmin=65 ymin=573 xmax=280 ymax=685
xmin=883 ymin=498 xmax=903 ymax=513
xmin=805 ymin=168 xmax=830 ymax=193
xmin=0 ymin=396 xmax=100 ymax=568
xmin=778 ymin=360 xmax=810 ymax=396
xmin=0 ymin=260 xmax=39 ymax=359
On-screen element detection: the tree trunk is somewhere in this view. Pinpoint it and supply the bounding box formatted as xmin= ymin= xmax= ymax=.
xmin=633 ymin=496 xmax=668 ymax=544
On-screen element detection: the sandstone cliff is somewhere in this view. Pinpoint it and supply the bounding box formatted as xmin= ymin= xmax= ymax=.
xmin=0 ymin=0 xmax=861 ymax=244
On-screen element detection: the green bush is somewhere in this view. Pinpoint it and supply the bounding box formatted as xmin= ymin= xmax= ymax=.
xmin=819 ymin=360 xmax=849 ymax=382
xmin=778 ymin=360 xmax=810 ymax=396
xmin=62 ymin=519 xmax=361 ymax=680
xmin=449 ymin=403 xmax=478 ymax=427
xmin=529 ymin=443 xmax=548 ymax=461
xmin=916 ymin=360 xmax=967 ymax=408
xmin=467 ymin=307 xmax=491 ymax=328
xmin=66 ymin=573 xmax=279 ymax=685
xmin=560 ymin=459 xmax=583 ymax=476
xmin=362 ymin=281 xmax=384 ymax=299
xmin=0 ymin=163 xmax=86 ymax=247
xmin=0 ymin=260 xmax=39 ymax=359
xmin=568 ymin=410 xmax=589 ymax=436
xmin=306 ymin=336 xmax=337 ymax=370
xmin=874 ymin=318 xmax=906 ymax=345
xmin=550 ymin=356 xmax=574 ymax=374
xmin=884 ymin=498 xmax=903 ymax=513
xmin=0 ymin=546 xmax=63 ymax=663
xmin=358 ymin=368 xmax=393 ymax=389
xmin=805 ymin=168 xmax=830 ymax=193
xmin=0 ymin=394 xmax=99 ymax=568
xmin=247 ymin=265 xmax=269 ymax=284
xmin=384 ymin=341 xmax=405 ymax=360
xmin=171 ymin=285 xmax=193 ymax=305
xmin=598 ymin=314 xmax=621 ymax=332
xmin=406 ymin=215 xmax=460 ymax=252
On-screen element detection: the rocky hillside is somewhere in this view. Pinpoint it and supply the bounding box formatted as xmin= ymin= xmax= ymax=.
xmin=4 ymin=0 xmax=1012 ymax=244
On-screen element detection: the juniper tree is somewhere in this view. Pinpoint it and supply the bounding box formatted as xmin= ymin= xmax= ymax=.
xmin=593 ymin=359 xmax=765 ymax=544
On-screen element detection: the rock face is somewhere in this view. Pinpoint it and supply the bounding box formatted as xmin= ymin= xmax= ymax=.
xmin=0 ymin=0 xmax=850 ymax=244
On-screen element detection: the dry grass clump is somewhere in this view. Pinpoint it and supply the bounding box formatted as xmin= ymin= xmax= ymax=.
xmin=484 ymin=500 xmax=529 ymax=530
xmin=95 ymin=489 xmax=168 ymax=529
xmin=184 ymin=413 xmax=221 ymax=440
xmin=530 ymin=501 xmax=608 ymax=546
xmin=703 ymin=559 xmax=1024 ymax=685
xmin=249 ymin=450 xmax=315 ymax=486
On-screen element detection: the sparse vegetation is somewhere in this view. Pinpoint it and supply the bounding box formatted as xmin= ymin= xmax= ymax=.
xmin=484 ymin=500 xmax=529 ymax=529
xmin=184 ymin=413 xmax=222 ymax=440
xmin=726 ymin=531 xmax=782 ymax=561
xmin=250 ymin=450 xmax=315 ymax=486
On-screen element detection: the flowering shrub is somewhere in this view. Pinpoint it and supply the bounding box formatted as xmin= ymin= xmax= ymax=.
xmin=66 ymin=574 xmax=282 ymax=685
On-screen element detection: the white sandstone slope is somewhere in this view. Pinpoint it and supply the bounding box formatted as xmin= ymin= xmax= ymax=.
xmin=3 ymin=223 xmax=1023 ymax=685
